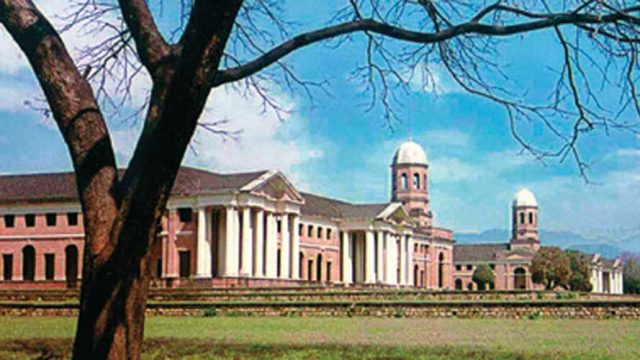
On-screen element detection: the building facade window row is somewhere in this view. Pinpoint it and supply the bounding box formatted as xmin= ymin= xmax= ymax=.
xmin=2 ymin=212 xmax=79 ymax=229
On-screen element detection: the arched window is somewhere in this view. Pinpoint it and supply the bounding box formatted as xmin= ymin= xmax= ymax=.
xmin=22 ymin=246 xmax=35 ymax=282
xmin=401 ymin=174 xmax=408 ymax=189
xmin=519 ymin=212 xmax=525 ymax=224
xmin=514 ymin=267 xmax=527 ymax=289
xmin=438 ymin=252 xmax=445 ymax=288
xmin=413 ymin=173 xmax=420 ymax=189
xmin=455 ymin=278 xmax=463 ymax=290
xmin=529 ymin=212 xmax=534 ymax=224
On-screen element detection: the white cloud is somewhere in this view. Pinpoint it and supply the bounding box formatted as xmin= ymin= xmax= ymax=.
xmin=409 ymin=63 xmax=461 ymax=95
xmin=186 ymin=87 xmax=323 ymax=181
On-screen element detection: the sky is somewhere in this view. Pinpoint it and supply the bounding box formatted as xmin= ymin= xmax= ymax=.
xmin=0 ymin=1 xmax=639 ymax=240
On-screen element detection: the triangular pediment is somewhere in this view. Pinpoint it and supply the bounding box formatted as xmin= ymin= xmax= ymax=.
xmin=378 ymin=203 xmax=414 ymax=226
xmin=242 ymin=171 xmax=304 ymax=203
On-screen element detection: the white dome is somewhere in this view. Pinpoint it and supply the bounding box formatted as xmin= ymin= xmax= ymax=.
xmin=392 ymin=140 xmax=428 ymax=166
xmin=513 ymin=188 xmax=537 ymax=207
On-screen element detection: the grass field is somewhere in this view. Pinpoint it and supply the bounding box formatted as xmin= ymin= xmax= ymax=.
xmin=0 ymin=317 xmax=638 ymax=359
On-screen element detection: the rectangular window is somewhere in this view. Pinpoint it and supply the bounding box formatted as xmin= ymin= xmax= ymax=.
xmin=25 ymin=214 xmax=35 ymax=227
xmin=67 ymin=212 xmax=79 ymax=226
xmin=3 ymin=254 xmax=12 ymax=280
xmin=466 ymin=265 xmax=473 ymax=271
xmin=3 ymin=215 xmax=15 ymax=228
xmin=299 ymin=224 xmax=303 ymax=236
xmin=308 ymin=225 xmax=313 ymax=238
xmin=178 ymin=250 xmax=191 ymax=278
xmin=277 ymin=220 xmax=282 ymax=233
xmin=45 ymin=254 xmax=55 ymax=280
xmin=156 ymin=259 xmax=163 ymax=278
xmin=490 ymin=264 xmax=495 ymax=270
xmin=326 ymin=262 xmax=332 ymax=282
xmin=45 ymin=213 xmax=57 ymax=227
xmin=456 ymin=265 xmax=462 ymax=271
xmin=178 ymin=208 xmax=193 ymax=223
xmin=414 ymin=244 xmax=419 ymax=252
xmin=317 ymin=227 xmax=322 ymax=239
xmin=326 ymin=229 xmax=332 ymax=240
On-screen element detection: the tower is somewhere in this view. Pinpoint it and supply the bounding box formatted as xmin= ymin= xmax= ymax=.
xmin=510 ymin=188 xmax=540 ymax=250
xmin=391 ymin=140 xmax=432 ymax=228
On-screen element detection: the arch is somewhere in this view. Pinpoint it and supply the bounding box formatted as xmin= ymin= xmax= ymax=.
xmin=316 ymin=254 xmax=323 ymax=282
xmin=401 ymin=174 xmax=408 ymax=190
xmin=65 ymin=245 xmax=79 ymax=288
xmin=455 ymin=278 xmax=463 ymax=290
xmin=514 ymin=267 xmax=527 ymax=290
xmin=528 ymin=212 xmax=533 ymax=224
xmin=22 ymin=245 xmax=35 ymax=282
xmin=438 ymin=252 xmax=445 ymax=288
xmin=413 ymin=173 xmax=420 ymax=189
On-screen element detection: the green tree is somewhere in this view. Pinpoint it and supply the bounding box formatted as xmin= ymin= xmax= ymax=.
xmin=622 ymin=253 xmax=640 ymax=295
xmin=472 ymin=264 xmax=495 ymax=291
xmin=531 ymin=247 xmax=571 ymax=290
xmin=565 ymin=250 xmax=593 ymax=292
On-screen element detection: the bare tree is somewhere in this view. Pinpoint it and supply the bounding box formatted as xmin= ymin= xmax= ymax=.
xmin=0 ymin=0 xmax=638 ymax=358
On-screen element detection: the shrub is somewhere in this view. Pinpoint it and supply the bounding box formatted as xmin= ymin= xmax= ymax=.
xmin=203 ymin=308 xmax=218 ymax=317
xmin=472 ymin=264 xmax=495 ymax=291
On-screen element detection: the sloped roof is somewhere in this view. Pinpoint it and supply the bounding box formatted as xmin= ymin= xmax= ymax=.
xmin=453 ymin=243 xmax=510 ymax=262
xmin=0 ymin=167 xmax=268 ymax=205
xmin=300 ymin=192 xmax=389 ymax=220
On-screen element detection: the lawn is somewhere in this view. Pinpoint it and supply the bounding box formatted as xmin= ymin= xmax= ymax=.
xmin=0 ymin=317 xmax=638 ymax=359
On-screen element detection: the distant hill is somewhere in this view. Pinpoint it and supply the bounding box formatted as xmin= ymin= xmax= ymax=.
xmin=455 ymin=228 xmax=640 ymax=258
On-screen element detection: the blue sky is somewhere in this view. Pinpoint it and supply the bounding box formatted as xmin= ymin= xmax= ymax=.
xmin=0 ymin=1 xmax=639 ymax=240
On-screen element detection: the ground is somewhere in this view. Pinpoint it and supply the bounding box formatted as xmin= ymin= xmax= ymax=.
xmin=0 ymin=317 xmax=638 ymax=359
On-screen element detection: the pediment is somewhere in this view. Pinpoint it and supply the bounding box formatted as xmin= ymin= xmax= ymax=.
xmin=243 ymin=171 xmax=304 ymax=203
xmin=379 ymin=203 xmax=414 ymax=226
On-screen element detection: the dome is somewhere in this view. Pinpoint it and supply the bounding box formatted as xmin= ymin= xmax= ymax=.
xmin=392 ymin=140 xmax=428 ymax=166
xmin=513 ymin=188 xmax=537 ymax=207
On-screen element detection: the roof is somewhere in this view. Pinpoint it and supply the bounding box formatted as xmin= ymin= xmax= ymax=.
xmin=392 ymin=140 xmax=428 ymax=166
xmin=513 ymin=188 xmax=537 ymax=207
xmin=300 ymin=192 xmax=390 ymax=220
xmin=453 ymin=243 xmax=510 ymax=262
xmin=0 ymin=167 xmax=268 ymax=205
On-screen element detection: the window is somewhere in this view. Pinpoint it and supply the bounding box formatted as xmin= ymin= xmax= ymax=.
xmin=3 ymin=254 xmax=13 ymax=280
xmin=414 ymin=244 xmax=418 ymax=252
xmin=178 ymin=208 xmax=192 ymax=223
xmin=156 ymin=259 xmax=162 ymax=278
xmin=456 ymin=265 xmax=462 ymax=271
xmin=3 ymin=215 xmax=15 ymax=228
xmin=326 ymin=262 xmax=332 ymax=282
xmin=308 ymin=225 xmax=313 ymax=237
xmin=466 ymin=265 xmax=473 ymax=271
xmin=529 ymin=212 xmax=534 ymax=224
xmin=45 ymin=213 xmax=57 ymax=227
xmin=490 ymin=264 xmax=495 ymax=270
xmin=45 ymin=254 xmax=55 ymax=280
xmin=401 ymin=174 xmax=408 ymax=189
xmin=317 ymin=227 xmax=322 ymax=239
xmin=25 ymin=214 xmax=35 ymax=227
xmin=22 ymin=246 xmax=35 ymax=281
xmin=326 ymin=229 xmax=332 ymax=240
xmin=67 ymin=212 xmax=78 ymax=226
xmin=299 ymin=224 xmax=303 ymax=236
xmin=277 ymin=220 xmax=282 ymax=233
xmin=519 ymin=212 xmax=525 ymax=224
xmin=178 ymin=250 xmax=191 ymax=278
xmin=413 ymin=173 xmax=420 ymax=189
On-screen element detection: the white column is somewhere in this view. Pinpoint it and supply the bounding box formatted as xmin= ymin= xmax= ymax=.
xmin=399 ymin=236 xmax=407 ymax=286
xmin=280 ymin=214 xmax=290 ymax=279
xmin=290 ymin=215 xmax=300 ymax=280
xmin=364 ymin=231 xmax=375 ymax=283
xmin=240 ymin=207 xmax=253 ymax=277
xmin=253 ymin=209 xmax=265 ymax=277
xmin=376 ymin=231 xmax=384 ymax=283
xmin=619 ymin=272 xmax=624 ymax=294
xmin=217 ymin=209 xmax=226 ymax=276
xmin=223 ymin=206 xmax=240 ymax=277
xmin=341 ymin=231 xmax=353 ymax=284
xmin=195 ymin=208 xmax=212 ymax=278
xmin=384 ymin=232 xmax=394 ymax=285
xmin=408 ymin=237 xmax=414 ymax=287
xmin=265 ymin=212 xmax=278 ymax=278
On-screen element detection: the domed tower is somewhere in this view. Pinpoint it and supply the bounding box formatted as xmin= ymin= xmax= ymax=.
xmin=510 ymin=188 xmax=540 ymax=250
xmin=391 ymin=140 xmax=432 ymax=228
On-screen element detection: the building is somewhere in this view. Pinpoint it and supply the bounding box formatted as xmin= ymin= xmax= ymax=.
xmin=0 ymin=140 xmax=622 ymax=293
xmin=0 ymin=141 xmax=454 ymax=289
xmin=452 ymin=189 xmax=624 ymax=294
